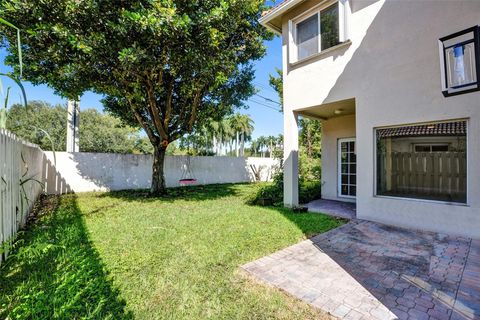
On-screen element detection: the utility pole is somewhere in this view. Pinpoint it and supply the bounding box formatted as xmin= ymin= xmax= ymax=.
xmin=66 ymin=99 xmax=80 ymax=152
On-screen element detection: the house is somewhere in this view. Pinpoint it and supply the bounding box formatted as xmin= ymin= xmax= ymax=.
xmin=260 ymin=0 xmax=480 ymax=238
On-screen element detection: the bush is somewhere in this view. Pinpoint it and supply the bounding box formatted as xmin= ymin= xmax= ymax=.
xmin=299 ymin=152 xmax=321 ymax=181
xmin=247 ymin=170 xmax=321 ymax=206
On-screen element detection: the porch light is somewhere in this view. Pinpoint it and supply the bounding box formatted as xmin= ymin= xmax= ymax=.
xmin=334 ymin=109 xmax=344 ymax=115
xmin=439 ymin=26 xmax=480 ymax=97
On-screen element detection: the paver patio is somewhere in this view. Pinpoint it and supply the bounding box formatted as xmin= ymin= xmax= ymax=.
xmin=242 ymin=220 xmax=480 ymax=320
xmin=307 ymin=199 xmax=356 ymax=220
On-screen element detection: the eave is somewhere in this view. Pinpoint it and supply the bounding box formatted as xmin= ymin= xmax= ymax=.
xmin=259 ymin=0 xmax=306 ymax=35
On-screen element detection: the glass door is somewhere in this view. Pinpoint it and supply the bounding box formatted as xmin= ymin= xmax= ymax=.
xmin=338 ymin=138 xmax=356 ymax=198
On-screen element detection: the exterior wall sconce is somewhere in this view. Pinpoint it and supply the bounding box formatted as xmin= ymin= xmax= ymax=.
xmin=439 ymin=26 xmax=480 ymax=97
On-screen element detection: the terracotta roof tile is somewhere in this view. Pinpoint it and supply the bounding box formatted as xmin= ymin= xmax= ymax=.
xmin=377 ymin=121 xmax=466 ymax=138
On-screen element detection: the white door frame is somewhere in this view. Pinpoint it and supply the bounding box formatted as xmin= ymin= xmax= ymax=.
xmin=337 ymin=137 xmax=356 ymax=199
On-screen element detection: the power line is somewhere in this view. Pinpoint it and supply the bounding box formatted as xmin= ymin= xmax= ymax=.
xmin=249 ymin=98 xmax=281 ymax=112
xmin=253 ymin=93 xmax=281 ymax=106
xmin=254 ymin=82 xmax=278 ymax=94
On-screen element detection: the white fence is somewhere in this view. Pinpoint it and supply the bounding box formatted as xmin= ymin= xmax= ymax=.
xmin=0 ymin=130 xmax=45 ymax=263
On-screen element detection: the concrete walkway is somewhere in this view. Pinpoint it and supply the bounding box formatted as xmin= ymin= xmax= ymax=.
xmin=307 ymin=199 xmax=356 ymax=220
xmin=242 ymin=221 xmax=480 ymax=320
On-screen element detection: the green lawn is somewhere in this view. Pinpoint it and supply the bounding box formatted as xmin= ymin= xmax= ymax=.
xmin=0 ymin=184 xmax=343 ymax=319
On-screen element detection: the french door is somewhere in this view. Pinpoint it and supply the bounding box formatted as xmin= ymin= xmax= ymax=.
xmin=338 ymin=138 xmax=356 ymax=198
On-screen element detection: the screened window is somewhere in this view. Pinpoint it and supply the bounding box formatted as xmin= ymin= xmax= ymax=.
xmin=297 ymin=14 xmax=319 ymax=60
xmin=376 ymin=121 xmax=467 ymax=203
xmin=293 ymin=2 xmax=342 ymax=61
xmin=320 ymin=4 xmax=339 ymax=50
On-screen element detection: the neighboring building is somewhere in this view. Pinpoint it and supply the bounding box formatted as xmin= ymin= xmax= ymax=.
xmin=260 ymin=0 xmax=480 ymax=238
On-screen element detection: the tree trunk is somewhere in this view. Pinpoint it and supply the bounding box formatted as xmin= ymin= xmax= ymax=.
xmin=151 ymin=145 xmax=167 ymax=194
xmin=240 ymin=133 xmax=245 ymax=156
xmin=235 ymin=132 xmax=239 ymax=157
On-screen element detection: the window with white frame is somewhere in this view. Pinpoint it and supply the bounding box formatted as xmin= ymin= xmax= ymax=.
xmin=289 ymin=0 xmax=349 ymax=63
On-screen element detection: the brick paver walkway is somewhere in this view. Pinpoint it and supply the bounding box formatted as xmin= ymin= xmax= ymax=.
xmin=307 ymin=199 xmax=356 ymax=219
xmin=242 ymin=221 xmax=480 ymax=319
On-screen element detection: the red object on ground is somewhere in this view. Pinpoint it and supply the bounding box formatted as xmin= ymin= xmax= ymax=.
xmin=179 ymin=179 xmax=197 ymax=186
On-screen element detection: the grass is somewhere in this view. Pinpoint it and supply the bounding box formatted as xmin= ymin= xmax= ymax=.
xmin=0 ymin=183 xmax=344 ymax=319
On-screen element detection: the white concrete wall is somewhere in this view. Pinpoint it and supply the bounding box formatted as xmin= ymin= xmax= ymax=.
xmin=279 ymin=0 xmax=480 ymax=237
xmin=43 ymin=152 xmax=279 ymax=193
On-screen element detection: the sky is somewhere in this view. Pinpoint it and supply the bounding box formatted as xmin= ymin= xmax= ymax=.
xmin=0 ymin=36 xmax=284 ymax=140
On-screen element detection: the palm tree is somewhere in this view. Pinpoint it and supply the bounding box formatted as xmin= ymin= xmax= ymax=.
xmin=256 ymin=136 xmax=267 ymax=157
xmin=267 ymin=135 xmax=276 ymax=157
xmin=237 ymin=114 xmax=254 ymax=157
xmin=250 ymin=139 xmax=259 ymax=157
xmin=228 ymin=113 xmax=241 ymax=156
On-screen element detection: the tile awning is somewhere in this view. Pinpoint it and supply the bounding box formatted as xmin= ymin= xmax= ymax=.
xmin=377 ymin=121 xmax=466 ymax=138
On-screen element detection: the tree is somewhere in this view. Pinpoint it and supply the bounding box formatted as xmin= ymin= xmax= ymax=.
xmin=79 ymin=109 xmax=144 ymax=154
xmin=2 ymin=0 xmax=272 ymax=194
xmin=268 ymin=68 xmax=283 ymax=111
xmin=234 ymin=114 xmax=254 ymax=156
xmin=6 ymin=101 xmax=150 ymax=154
xmin=7 ymin=101 xmax=68 ymax=151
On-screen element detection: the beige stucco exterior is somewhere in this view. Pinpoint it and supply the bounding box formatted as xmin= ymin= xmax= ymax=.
xmin=321 ymin=114 xmax=356 ymax=202
xmin=265 ymin=0 xmax=480 ymax=238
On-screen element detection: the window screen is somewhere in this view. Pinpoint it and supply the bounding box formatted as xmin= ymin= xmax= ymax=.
xmin=320 ymin=4 xmax=340 ymax=50
xmin=297 ymin=14 xmax=319 ymax=60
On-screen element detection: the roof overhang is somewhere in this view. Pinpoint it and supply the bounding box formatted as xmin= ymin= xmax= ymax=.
xmin=296 ymin=98 xmax=356 ymax=121
xmin=259 ymin=0 xmax=306 ymax=35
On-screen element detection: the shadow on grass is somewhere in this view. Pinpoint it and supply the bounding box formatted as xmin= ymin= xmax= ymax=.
xmin=260 ymin=205 xmax=347 ymax=239
xmin=0 ymin=195 xmax=132 ymax=319
xmin=97 ymin=183 xmax=244 ymax=203
xmin=98 ymin=182 xmax=344 ymax=239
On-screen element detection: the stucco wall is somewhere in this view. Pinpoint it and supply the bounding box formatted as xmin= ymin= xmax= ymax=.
xmin=321 ymin=114 xmax=356 ymax=202
xmin=280 ymin=0 xmax=480 ymax=237
xmin=43 ymin=152 xmax=279 ymax=193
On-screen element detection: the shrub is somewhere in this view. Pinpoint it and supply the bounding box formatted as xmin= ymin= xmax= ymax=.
xmin=247 ymin=170 xmax=321 ymax=206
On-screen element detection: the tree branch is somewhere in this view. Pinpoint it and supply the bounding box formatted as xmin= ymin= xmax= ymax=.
xmin=128 ymin=99 xmax=159 ymax=146
xmin=188 ymin=88 xmax=202 ymax=131
xmin=145 ymin=77 xmax=169 ymax=141
xmin=164 ymin=82 xmax=173 ymax=129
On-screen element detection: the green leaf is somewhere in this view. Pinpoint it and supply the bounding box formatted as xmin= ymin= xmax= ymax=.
xmin=16 ymin=29 xmax=23 ymax=78
xmin=0 ymin=17 xmax=19 ymax=30
xmin=0 ymin=73 xmax=27 ymax=108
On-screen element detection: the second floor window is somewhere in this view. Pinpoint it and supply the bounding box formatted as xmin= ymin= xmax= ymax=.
xmin=297 ymin=14 xmax=319 ymax=60
xmin=291 ymin=1 xmax=347 ymax=63
xmin=295 ymin=4 xmax=340 ymax=60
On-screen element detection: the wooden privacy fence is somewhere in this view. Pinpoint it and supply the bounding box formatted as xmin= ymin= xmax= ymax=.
xmin=0 ymin=129 xmax=70 ymax=264
xmin=379 ymin=151 xmax=466 ymax=201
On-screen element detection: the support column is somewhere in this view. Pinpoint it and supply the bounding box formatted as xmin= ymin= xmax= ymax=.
xmin=66 ymin=99 xmax=80 ymax=152
xmin=283 ymin=110 xmax=299 ymax=207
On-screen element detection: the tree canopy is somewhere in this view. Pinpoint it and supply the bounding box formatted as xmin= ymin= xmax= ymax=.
xmin=6 ymin=101 xmax=152 ymax=154
xmin=1 ymin=0 xmax=272 ymax=193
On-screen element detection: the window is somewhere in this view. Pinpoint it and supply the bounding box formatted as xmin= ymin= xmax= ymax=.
xmin=414 ymin=144 xmax=449 ymax=153
xmin=290 ymin=1 xmax=348 ymax=63
xmin=338 ymin=138 xmax=356 ymax=197
xmin=297 ymin=14 xmax=319 ymax=60
xmin=320 ymin=4 xmax=339 ymax=50
xmin=376 ymin=121 xmax=467 ymax=203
